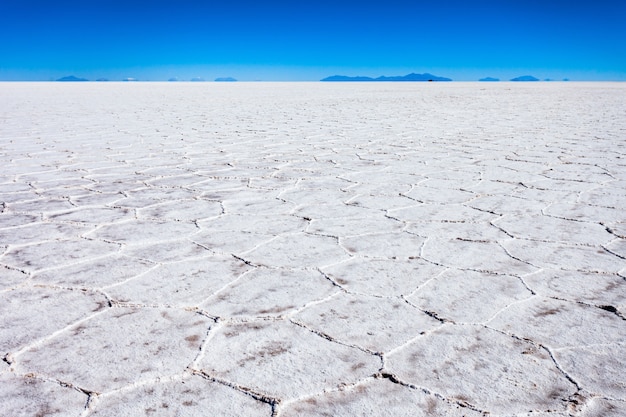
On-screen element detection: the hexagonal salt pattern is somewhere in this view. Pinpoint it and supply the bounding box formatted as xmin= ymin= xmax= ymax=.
xmin=198 ymin=320 xmax=380 ymax=400
xmin=2 ymin=82 xmax=626 ymax=416
xmin=293 ymin=292 xmax=441 ymax=352
xmin=0 ymin=372 xmax=88 ymax=417
xmin=386 ymin=324 xmax=576 ymax=414
xmin=15 ymin=308 xmax=212 ymax=393
xmin=279 ymin=377 xmax=484 ymax=417
xmin=88 ymin=374 xmax=271 ymax=417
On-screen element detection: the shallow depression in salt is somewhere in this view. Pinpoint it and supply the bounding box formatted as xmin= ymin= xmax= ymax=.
xmin=0 ymin=82 xmax=625 ymax=416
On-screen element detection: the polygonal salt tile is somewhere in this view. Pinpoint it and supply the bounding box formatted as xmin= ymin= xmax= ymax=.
xmin=0 ymin=191 xmax=40 ymax=204
xmin=222 ymin=198 xmax=296 ymax=216
xmin=386 ymin=324 xmax=575 ymax=415
xmin=145 ymin=174 xmax=201 ymax=188
xmin=0 ymin=266 xmax=28 ymax=291
xmin=199 ymin=214 xmax=307 ymax=235
xmin=420 ymin=177 xmax=481 ymax=190
xmin=105 ymin=256 xmax=252 ymax=307
xmin=1 ymin=239 xmax=119 ymax=272
xmin=46 ymin=207 xmax=133 ymax=224
xmin=555 ymin=344 xmax=626 ymax=400
xmin=201 ymin=268 xmax=338 ymax=318
xmin=579 ymin=397 xmax=626 ymax=417
xmin=280 ymin=378 xmax=483 ymax=417
xmin=606 ymin=222 xmax=626 ymax=239
xmin=501 ymin=239 xmax=624 ymax=274
xmin=16 ymin=308 xmax=211 ymax=393
xmin=248 ymin=176 xmax=297 ymax=190
xmin=466 ymin=195 xmax=548 ymax=216
xmin=524 ymin=269 xmax=626 ymax=309
xmin=86 ymin=220 xmax=198 ymax=245
xmin=0 ymin=287 xmax=108 ymax=353
xmin=322 ymin=258 xmax=445 ymax=297
xmin=279 ymin=188 xmax=354 ymax=205
xmin=294 ymin=292 xmax=440 ymax=352
xmin=308 ymin=215 xmax=403 ymax=237
xmin=422 ymin=237 xmax=537 ymax=275
xmin=0 ymin=222 xmax=91 ymax=246
xmin=405 ymin=221 xmax=509 ymax=242
xmin=512 ymin=187 xmax=579 ymax=204
xmin=136 ymin=199 xmax=223 ymax=222
xmin=117 ymin=188 xmax=200 ymax=209
xmin=89 ymin=374 xmax=271 ymax=417
xmin=404 ymin=186 xmax=475 ymax=204
xmin=579 ymin=188 xmax=626 ymax=209
xmin=528 ymin=179 xmax=599 ymax=193
xmin=345 ymin=194 xmax=416 ymax=211
xmin=408 ymin=270 xmax=531 ymax=323
xmin=8 ymin=198 xmax=75 ymax=214
xmin=192 ymin=230 xmax=274 ymax=255
xmin=605 ymin=238 xmax=626 ymax=258
xmin=492 ymin=215 xmax=612 ymax=246
xmin=346 ymin=182 xmax=413 ymax=196
xmin=389 ymin=204 xmax=495 ymax=224
xmin=544 ymin=202 xmax=624 ymax=224
xmin=340 ymin=232 xmax=425 ymax=259
xmin=0 ymin=372 xmax=88 ymax=417
xmin=293 ymin=203 xmax=378 ymax=220
xmin=0 ymin=213 xmax=40 ymax=229
xmin=542 ymin=164 xmax=612 ymax=183
xmin=122 ymin=240 xmax=212 ymax=263
xmin=32 ymin=255 xmax=155 ymax=288
xmin=487 ymin=297 xmax=625 ymax=349
xmin=68 ymin=192 xmax=126 ymax=207
xmin=243 ymin=232 xmax=350 ymax=268
xmin=0 ymin=182 xmax=33 ymax=193
xmin=198 ymin=320 xmax=379 ymax=400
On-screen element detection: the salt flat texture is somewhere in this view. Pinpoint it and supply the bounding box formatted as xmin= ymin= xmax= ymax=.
xmin=1 ymin=82 xmax=625 ymax=416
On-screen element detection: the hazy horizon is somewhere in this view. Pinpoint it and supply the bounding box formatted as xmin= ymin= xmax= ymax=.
xmin=2 ymin=0 xmax=625 ymax=82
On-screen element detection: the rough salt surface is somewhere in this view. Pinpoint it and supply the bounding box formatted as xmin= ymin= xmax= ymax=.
xmin=1 ymin=82 xmax=625 ymax=416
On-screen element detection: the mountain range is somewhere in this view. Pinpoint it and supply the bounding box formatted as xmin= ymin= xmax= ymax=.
xmin=321 ymin=73 xmax=452 ymax=82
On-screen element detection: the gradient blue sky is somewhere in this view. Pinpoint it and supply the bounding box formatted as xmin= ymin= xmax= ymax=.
xmin=1 ymin=0 xmax=625 ymax=81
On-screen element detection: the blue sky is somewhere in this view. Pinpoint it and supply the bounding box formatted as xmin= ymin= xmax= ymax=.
xmin=1 ymin=0 xmax=625 ymax=81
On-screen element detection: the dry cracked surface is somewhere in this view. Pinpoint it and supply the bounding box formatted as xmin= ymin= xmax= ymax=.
xmin=0 ymin=82 xmax=625 ymax=416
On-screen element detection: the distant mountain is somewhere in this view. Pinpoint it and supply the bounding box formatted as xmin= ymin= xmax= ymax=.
xmin=122 ymin=77 xmax=138 ymax=82
xmin=215 ymin=77 xmax=237 ymax=82
xmin=96 ymin=78 xmax=109 ymax=82
xmin=322 ymin=75 xmax=375 ymax=81
xmin=190 ymin=77 xmax=205 ymax=82
xmin=168 ymin=77 xmax=179 ymax=82
xmin=57 ymin=75 xmax=88 ymax=82
xmin=511 ymin=75 xmax=539 ymax=82
xmin=479 ymin=77 xmax=499 ymax=82
xmin=321 ymin=73 xmax=452 ymax=82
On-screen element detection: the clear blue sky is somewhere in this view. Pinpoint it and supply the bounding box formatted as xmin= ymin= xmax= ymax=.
xmin=1 ymin=0 xmax=625 ymax=81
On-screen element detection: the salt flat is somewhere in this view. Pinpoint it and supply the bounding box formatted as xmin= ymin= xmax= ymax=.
xmin=0 ymin=82 xmax=625 ymax=416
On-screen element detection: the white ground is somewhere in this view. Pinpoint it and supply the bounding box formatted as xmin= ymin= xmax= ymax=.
xmin=0 ymin=82 xmax=625 ymax=416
